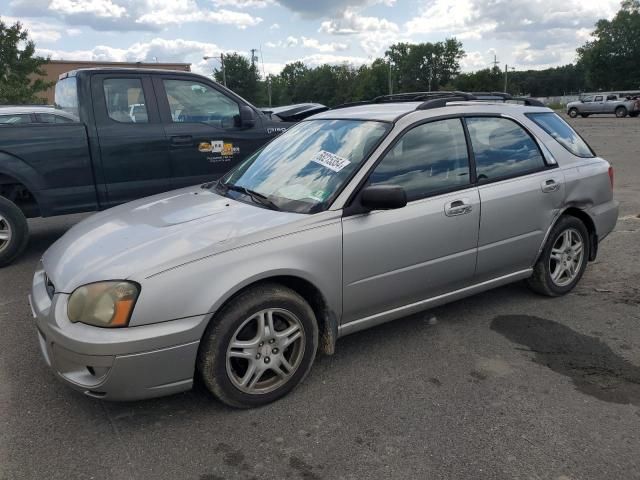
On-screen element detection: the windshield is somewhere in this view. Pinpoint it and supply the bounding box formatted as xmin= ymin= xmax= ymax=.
xmin=218 ymin=119 xmax=390 ymax=213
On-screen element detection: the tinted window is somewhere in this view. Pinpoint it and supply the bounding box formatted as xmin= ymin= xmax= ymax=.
xmin=466 ymin=117 xmax=545 ymax=181
xmin=103 ymin=78 xmax=149 ymax=123
xmin=594 ymin=96 xmax=603 ymax=102
xmin=369 ymin=119 xmax=471 ymax=201
xmin=0 ymin=114 xmax=31 ymax=124
xmin=54 ymin=77 xmax=79 ymax=117
xmin=36 ymin=113 xmax=75 ymax=124
xmin=163 ymin=80 xmax=239 ymax=128
xmin=581 ymin=96 xmax=594 ymax=102
xmin=527 ymin=112 xmax=594 ymax=158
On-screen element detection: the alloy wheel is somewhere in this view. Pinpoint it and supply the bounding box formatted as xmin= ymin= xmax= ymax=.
xmin=226 ymin=308 xmax=305 ymax=395
xmin=549 ymin=228 xmax=584 ymax=287
xmin=0 ymin=214 xmax=12 ymax=254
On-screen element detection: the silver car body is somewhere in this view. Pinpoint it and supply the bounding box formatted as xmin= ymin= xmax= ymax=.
xmin=30 ymin=102 xmax=619 ymax=400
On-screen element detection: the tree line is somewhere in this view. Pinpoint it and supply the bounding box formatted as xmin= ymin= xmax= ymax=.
xmin=1 ymin=0 xmax=638 ymax=105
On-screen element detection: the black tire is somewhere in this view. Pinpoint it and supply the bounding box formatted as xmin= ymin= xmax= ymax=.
xmin=580 ymin=113 xmax=590 ymax=118
xmin=197 ymin=283 xmax=318 ymax=408
xmin=0 ymin=196 xmax=29 ymax=267
xmin=527 ymin=216 xmax=590 ymax=297
xmin=629 ymin=111 xmax=639 ymax=118
xmin=568 ymin=108 xmax=578 ymax=118
xmin=615 ymin=106 xmax=628 ymax=118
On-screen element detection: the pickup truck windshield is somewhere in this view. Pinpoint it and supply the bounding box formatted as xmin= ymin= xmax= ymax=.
xmin=217 ymin=119 xmax=390 ymax=214
xmin=54 ymin=77 xmax=79 ymax=118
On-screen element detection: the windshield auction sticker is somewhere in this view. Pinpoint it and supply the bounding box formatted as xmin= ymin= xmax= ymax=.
xmin=310 ymin=150 xmax=351 ymax=172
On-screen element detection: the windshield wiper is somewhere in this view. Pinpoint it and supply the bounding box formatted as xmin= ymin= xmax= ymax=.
xmin=219 ymin=182 xmax=280 ymax=211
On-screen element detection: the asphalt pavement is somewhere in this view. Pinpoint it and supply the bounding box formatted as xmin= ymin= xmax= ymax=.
xmin=1 ymin=115 xmax=639 ymax=480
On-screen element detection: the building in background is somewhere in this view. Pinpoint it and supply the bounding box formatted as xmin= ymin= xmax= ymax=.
xmin=34 ymin=60 xmax=191 ymax=104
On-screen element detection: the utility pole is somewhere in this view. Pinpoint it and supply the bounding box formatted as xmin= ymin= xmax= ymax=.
xmin=491 ymin=54 xmax=500 ymax=69
xmin=388 ymin=59 xmax=393 ymax=95
xmin=220 ymin=53 xmax=227 ymax=87
xmin=250 ymin=48 xmax=257 ymax=68
xmin=504 ymin=64 xmax=515 ymax=93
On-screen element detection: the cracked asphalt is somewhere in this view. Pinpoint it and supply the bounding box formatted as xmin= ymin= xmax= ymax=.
xmin=1 ymin=115 xmax=639 ymax=480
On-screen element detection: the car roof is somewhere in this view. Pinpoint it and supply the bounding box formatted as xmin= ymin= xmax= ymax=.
xmin=308 ymin=100 xmax=551 ymax=123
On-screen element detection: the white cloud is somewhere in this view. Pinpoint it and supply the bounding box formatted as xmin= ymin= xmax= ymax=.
xmin=301 ymin=37 xmax=348 ymax=52
xmin=3 ymin=16 xmax=65 ymax=43
xmin=269 ymin=22 xmax=280 ymax=29
xmin=276 ymin=0 xmax=395 ymax=18
xmin=212 ymin=0 xmax=275 ymax=7
xmin=299 ymin=53 xmax=369 ymax=67
xmin=50 ymin=0 xmax=126 ymax=18
xmin=319 ymin=9 xmax=399 ymax=35
xmin=137 ymin=6 xmax=262 ymax=29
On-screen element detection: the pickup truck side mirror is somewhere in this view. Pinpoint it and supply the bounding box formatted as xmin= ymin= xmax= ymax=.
xmin=361 ymin=185 xmax=407 ymax=211
xmin=236 ymin=105 xmax=257 ymax=128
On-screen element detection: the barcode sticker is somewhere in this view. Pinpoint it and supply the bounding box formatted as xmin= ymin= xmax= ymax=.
xmin=310 ymin=150 xmax=351 ymax=172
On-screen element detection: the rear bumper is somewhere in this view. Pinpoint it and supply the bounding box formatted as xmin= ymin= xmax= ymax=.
xmin=590 ymin=199 xmax=619 ymax=242
xmin=30 ymin=268 xmax=207 ymax=401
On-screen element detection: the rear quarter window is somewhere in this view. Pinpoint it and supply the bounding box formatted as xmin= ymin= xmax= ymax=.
xmin=526 ymin=112 xmax=595 ymax=158
xmin=54 ymin=77 xmax=79 ymax=118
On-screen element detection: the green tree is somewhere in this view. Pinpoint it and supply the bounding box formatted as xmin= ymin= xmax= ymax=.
xmin=0 ymin=18 xmax=52 ymax=104
xmin=577 ymin=0 xmax=640 ymax=90
xmin=213 ymin=52 xmax=265 ymax=105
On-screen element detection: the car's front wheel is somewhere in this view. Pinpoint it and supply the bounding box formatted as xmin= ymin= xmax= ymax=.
xmin=527 ymin=216 xmax=590 ymax=297
xmin=568 ymin=108 xmax=578 ymax=118
xmin=197 ymin=283 xmax=318 ymax=408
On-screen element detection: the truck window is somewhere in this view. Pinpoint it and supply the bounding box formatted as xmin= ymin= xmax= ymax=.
xmin=0 ymin=114 xmax=31 ymax=124
xmin=163 ymin=80 xmax=239 ymax=128
xmin=35 ymin=113 xmax=74 ymax=124
xmin=54 ymin=77 xmax=79 ymax=118
xmin=594 ymin=95 xmax=603 ymax=102
xmin=103 ymin=79 xmax=149 ymax=123
xmin=606 ymin=95 xmax=617 ymax=101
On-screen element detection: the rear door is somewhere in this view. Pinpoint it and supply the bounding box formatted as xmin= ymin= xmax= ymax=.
xmin=92 ymin=74 xmax=172 ymax=207
xmin=465 ymin=115 xmax=564 ymax=281
xmin=154 ymin=75 xmax=270 ymax=188
xmin=342 ymin=118 xmax=480 ymax=325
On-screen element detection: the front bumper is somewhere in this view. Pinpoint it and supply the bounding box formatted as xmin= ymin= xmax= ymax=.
xmin=30 ymin=268 xmax=207 ymax=401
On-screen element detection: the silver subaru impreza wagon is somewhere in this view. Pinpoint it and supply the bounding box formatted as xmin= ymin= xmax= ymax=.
xmin=30 ymin=94 xmax=618 ymax=408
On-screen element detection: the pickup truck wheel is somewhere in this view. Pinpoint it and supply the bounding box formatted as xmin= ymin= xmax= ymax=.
xmin=629 ymin=111 xmax=639 ymax=118
xmin=615 ymin=106 xmax=628 ymax=118
xmin=0 ymin=196 xmax=29 ymax=267
xmin=197 ymin=283 xmax=318 ymax=408
xmin=568 ymin=108 xmax=578 ymax=118
xmin=527 ymin=216 xmax=589 ymax=297
xmin=580 ymin=113 xmax=590 ymax=118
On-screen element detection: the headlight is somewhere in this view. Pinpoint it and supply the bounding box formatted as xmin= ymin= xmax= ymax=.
xmin=67 ymin=281 xmax=140 ymax=328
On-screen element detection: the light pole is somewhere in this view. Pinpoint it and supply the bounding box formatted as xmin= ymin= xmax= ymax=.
xmin=504 ymin=64 xmax=515 ymax=93
xmin=203 ymin=54 xmax=226 ymax=87
xmin=387 ymin=58 xmax=394 ymax=95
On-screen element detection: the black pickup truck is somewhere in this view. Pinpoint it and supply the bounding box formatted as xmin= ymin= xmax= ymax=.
xmin=0 ymin=68 xmax=326 ymax=266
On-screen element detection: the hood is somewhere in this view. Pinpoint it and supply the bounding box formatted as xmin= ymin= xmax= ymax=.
xmin=43 ymin=186 xmax=304 ymax=292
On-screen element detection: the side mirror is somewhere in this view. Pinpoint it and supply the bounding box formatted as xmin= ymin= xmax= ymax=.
xmin=236 ymin=105 xmax=257 ymax=128
xmin=361 ymin=185 xmax=407 ymax=211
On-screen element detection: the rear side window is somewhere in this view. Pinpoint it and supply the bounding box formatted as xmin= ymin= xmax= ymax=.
xmin=465 ymin=117 xmax=546 ymax=182
xmin=370 ymin=118 xmax=471 ymax=201
xmin=526 ymin=112 xmax=594 ymax=158
xmin=103 ymin=78 xmax=149 ymax=123
xmin=36 ymin=113 xmax=74 ymax=124
xmin=0 ymin=114 xmax=31 ymax=124
xmin=55 ymin=77 xmax=79 ymax=117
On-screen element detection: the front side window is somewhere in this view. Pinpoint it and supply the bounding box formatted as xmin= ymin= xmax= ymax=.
xmin=218 ymin=119 xmax=390 ymax=213
xmin=103 ymin=78 xmax=149 ymax=123
xmin=594 ymin=95 xmax=603 ymax=102
xmin=163 ymin=80 xmax=239 ymax=128
xmin=526 ymin=112 xmax=595 ymax=158
xmin=466 ymin=117 xmax=546 ymax=182
xmin=369 ymin=119 xmax=471 ymax=201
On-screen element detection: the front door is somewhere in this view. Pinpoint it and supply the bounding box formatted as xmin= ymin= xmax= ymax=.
xmin=464 ymin=116 xmax=564 ymax=281
xmin=154 ymin=76 xmax=270 ymax=189
xmin=342 ymin=118 xmax=480 ymax=325
xmin=92 ymin=74 xmax=172 ymax=207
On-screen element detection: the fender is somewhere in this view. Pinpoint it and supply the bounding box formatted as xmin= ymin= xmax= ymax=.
xmin=0 ymin=151 xmax=45 ymax=210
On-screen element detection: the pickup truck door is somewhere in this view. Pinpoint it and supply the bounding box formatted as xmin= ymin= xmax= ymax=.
xmin=153 ymin=75 xmax=271 ymax=188
xmin=91 ymin=74 xmax=172 ymax=207
xmin=592 ymin=95 xmax=605 ymax=113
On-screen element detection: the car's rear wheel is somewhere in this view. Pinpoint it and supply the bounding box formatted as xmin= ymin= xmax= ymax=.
xmin=580 ymin=113 xmax=590 ymax=118
xmin=527 ymin=216 xmax=590 ymax=297
xmin=197 ymin=283 xmax=318 ymax=408
xmin=568 ymin=108 xmax=578 ymax=118
xmin=615 ymin=106 xmax=628 ymax=118
xmin=629 ymin=111 xmax=639 ymax=118
xmin=0 ymin=196 xmax=29 ymax=267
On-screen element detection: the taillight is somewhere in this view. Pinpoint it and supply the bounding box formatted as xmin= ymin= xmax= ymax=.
xmin=608 ymin=166 xmax=614 ymax=189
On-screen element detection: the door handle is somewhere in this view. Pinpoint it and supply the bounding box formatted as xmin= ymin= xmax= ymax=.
xmin=444 ymin=198 xmax=473 ymax=217
xmin=170 ymin=135 xmax=194 ymax=146
xmin=541 ymin=179 xmax=560 ymax=193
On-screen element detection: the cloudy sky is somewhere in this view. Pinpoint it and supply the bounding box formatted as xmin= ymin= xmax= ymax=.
xmin=2 ymin=0 xmax=621 ymax=76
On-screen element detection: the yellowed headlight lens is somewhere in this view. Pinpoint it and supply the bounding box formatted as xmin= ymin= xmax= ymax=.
xmin=67 ymin=281 xmax=139 ymax=327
